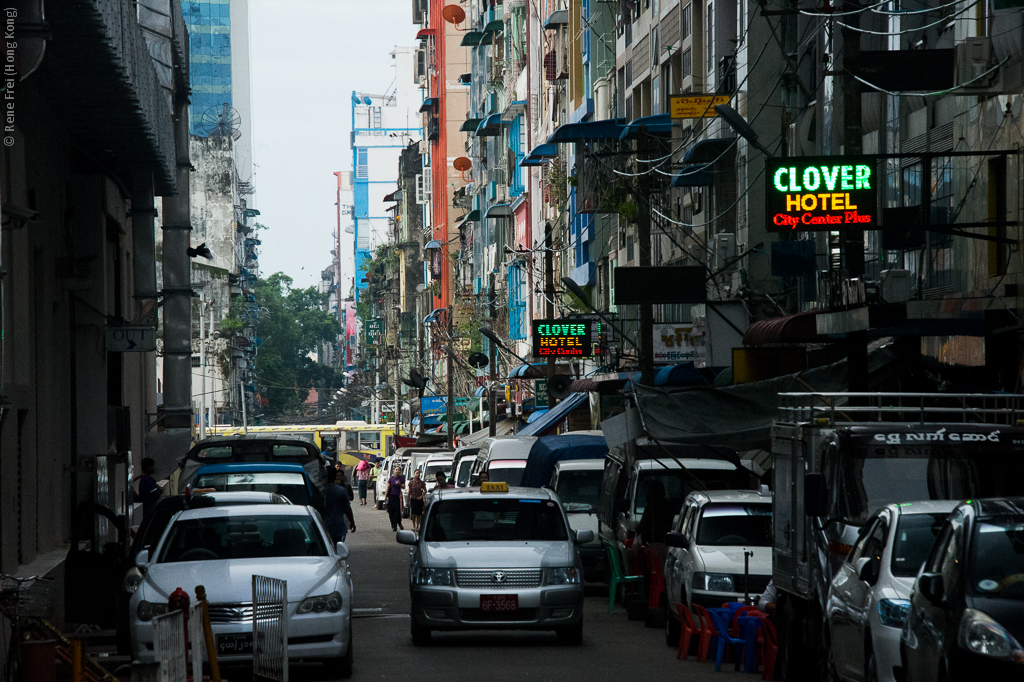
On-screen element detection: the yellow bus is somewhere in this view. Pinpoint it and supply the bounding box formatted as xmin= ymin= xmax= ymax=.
xmin=208 ymin=422 xmax=397 ymax=467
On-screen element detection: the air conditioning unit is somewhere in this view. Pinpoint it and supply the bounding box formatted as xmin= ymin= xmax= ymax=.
xmin=954 ymin=38 xmax=1002 ymax=92
xmin=880 ymin=269 xmax=913 ymax=303
xmin=714 ymin=233 xmax=736 ymax=271
xmin=419 ymin=140 xmax=429 ymax=155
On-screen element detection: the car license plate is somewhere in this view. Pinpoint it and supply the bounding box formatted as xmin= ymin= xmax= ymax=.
xmin=480 ymin=594 xmax=518 ymax=612
xmin=216 ymin=633 xmax=253 ymax=656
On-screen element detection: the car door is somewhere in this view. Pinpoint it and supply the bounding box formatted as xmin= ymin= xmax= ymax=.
xmin=664 ymin=502 xmax=693 ymax=604
xmin=906 ymin=519 xmax=957 ymax=682
xmin=64 ymin=502 xmax=126 ymax=628
xmin=831 ymin=515 xmax=881 ymax=678
xmin=847 ymin=513 xmax=889 ymax=680
xmin=677 ymin=502 xmax=700 ymax=605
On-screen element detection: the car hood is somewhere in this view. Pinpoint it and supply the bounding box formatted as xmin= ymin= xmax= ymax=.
xmin=142 ymin=557 xmax=341 ymax=603
xmin=565 ymin=513 xmax=600 ymax=546
xmin=880 ymin=574 xmax=916 ymax=600
xmin=420 ymin=541 xmax=573 ymax=568
xmin=967 ymin=595 xmax=1024 ymax=643
xmin=694 ymin=545 xmax=772 ymax=574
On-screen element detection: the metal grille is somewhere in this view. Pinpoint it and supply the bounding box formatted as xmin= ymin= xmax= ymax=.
xmin=456 ymin=569 xmax=542 ymax=589
xmin=208 ymin=602 xmax=253 ymax=623
xmin=188 ymin=602 xmax=205 ymax=682
xmin=252 ymin=575 xmax=288 ymax=682
xmin=778 ymin=392 xmax=1024 ymax=426
xmin=153 ymin=610 xmax=187 ymax=682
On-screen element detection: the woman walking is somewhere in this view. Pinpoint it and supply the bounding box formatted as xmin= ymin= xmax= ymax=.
xmin=386 ymin=465 xmax=406 ymax=531
xmin=407 ymin=469 xmax=427 ymax=532
xmin=355 ymin=459 xmax=372 ymax=506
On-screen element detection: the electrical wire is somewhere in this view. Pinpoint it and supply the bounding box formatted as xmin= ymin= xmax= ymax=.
xmin=835 ymin=0 xmax=982 ymax=34
xmin=850 ymin=56 xmax=1010 ymax=98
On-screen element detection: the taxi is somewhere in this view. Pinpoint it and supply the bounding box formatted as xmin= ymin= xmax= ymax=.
xmin=396 ymin=482 xmax=592 ymax=645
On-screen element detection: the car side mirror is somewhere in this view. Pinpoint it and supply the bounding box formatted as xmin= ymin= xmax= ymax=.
xmin=855 ymin=557 xmax=876 ymax=584
xmin=665 ymin=532 xmax=689 ymax=549
xmin=135 ymin=549 xmax=150 ymax=567
xmin=575 ymin=529 xmax=595 ymax=544
xmin=918 ymin=572 xmax=944 ymax=605
xmin=335 ymin=542 xmax=350 ymax=560
xmin=804 ymin=473 xmax=828 ymax=518
xmin=396 ymin=530 xmax=418 ymax=546
xmin=614 ymin=498 xmax=630 ymax=514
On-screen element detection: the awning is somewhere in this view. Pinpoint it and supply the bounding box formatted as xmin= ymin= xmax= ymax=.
xmin=548 ymin=118 xmax=627 ymax=144
xmin=569 ymin=377 xmax=630 ymax=394
xmin=484 ymin=203 xmax=511 ymax=218
xmin=456 ymin=209 xmax=480 ymax=223
xmin=526 ymin=409 xmax=548 ymax=424
xmin=521 ymin=143 xmax=559 ymax=166
xmin=476 ymin=113 xmax=504 ymax=137
xmin=460 ymin=118 xmax=483 ymax=132
xmin=743 ymin=311 xmax=827 ymax=346
xmin=670 ymin=164 xmax=714 ymax=187
xmin=483 ymin=19 xmax=504 ymax=32
xmin=419 ymin=97 xmax=438 ymax=113
xmin=503 ymin=100 xmax=527 ymax=119
xmin=478 ymin=31 xmax=495 ymax=46
xmin=460 ymin=31 xmax=484 ymax=46
xmin=509 ymin=363 xmax=545 ymax=379
xmin=416 ymin=28 xmax=436 ymax=39
xmin=458 ymin=73 xmax=471 ymax=84
xmin=544 ymin=9 xmax=568 ymax=28
xmin=684 ymin=137 xmax=735 ymax=164
xmin=423 ymin=307 xmax=446 ymax=323
xmin=383 ymin=190 xmax=398 ymax=202
xmin=517 ymin=392 xmax=589 ymax=437
xmin=475 ymin=385 xmax=487 ymax=397
xmin=618 ymin=114 xmax=673 ymax=140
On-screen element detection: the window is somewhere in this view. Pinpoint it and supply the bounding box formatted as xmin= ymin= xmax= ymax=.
xmin=359 ymin=431 xmax=381 ymax=450
xmin=706 ymin=2 xmax=714 ymax=74
xmin=371 ymin=106 xmax=382 ymax=128
xmin=424 ymin=499 xmax=569 ymax=542
xmin=681 ymin=3 xmax=692 ymax=39
xmin=356 ymin=148 xmax=368 ymax=179
xmin=193 ymin=472 xmax=311 ymax=506
xmin=554 ymin=470 xmax=603 ymax=512
xmin=682 ymin=48 xmax=692 ymax=78
xmin=625 ymin=94 xmax=633 ymax=122
xmin=191 ymin=356 xmax=201 ymax=368
xmin=159 ymin=514 xmax=328 ymax=562
xmin=508 ymin=264 xmax=527 ymax=340
xmin=890 ymin=513 xmax=948 ymax=577
xmin=969 ymin=516 xmax=1024 ymax=598
xmin=694 ymin=503 xmax=773 ymax=547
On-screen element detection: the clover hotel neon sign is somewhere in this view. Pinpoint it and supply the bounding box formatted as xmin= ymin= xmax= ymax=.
xmin=766 ymin=157 xmax=877 ymax=231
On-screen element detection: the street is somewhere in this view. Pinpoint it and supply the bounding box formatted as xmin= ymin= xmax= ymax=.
xmin=326 ymin=500 xmax=750 ymax=681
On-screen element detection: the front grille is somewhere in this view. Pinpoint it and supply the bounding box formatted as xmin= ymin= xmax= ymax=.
xmin=460 ymin=608 xmax=539 ymax=622
xmin=455 ymin=569 xmax=542 ymax=589
xmin=730 ymin=574 xmax=771 ymax=595
xmin=208 ymin=602 xmax=253 ymax=623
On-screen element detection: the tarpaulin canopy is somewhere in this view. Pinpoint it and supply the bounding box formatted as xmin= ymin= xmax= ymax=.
xmin=520 ymin=434 xmax=608 ymax=488
xmin=517 ymin=392 xmax=588 ymax=436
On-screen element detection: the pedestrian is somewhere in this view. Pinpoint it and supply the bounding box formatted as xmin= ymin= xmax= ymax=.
xmin=134 ymin=457 xmax=162 ymax=517
xmin=434 ymin=471 xmax=453 ymax=491
xmin=355 ymin=459 xmax=372 ymax=506
xmin=337 ymin=466 xmax=354 ymax=501
xmin=636 ymin=479 xmax=673 ymax=565
xmin=386 ymin=465 xmax=406 ymax=531
xmin=477 ymin=470 xmax=489 ymax=486
xmin=407 ymin=469 xmax=427 ymax=532
xmin=323 ymin=464 xmax=356 ymax=543
xmin=757 ymin=579 xmax=777 ymax=615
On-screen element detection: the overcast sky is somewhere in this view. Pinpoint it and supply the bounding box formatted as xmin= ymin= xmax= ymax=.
xmin=249 ymin=0 xmax=411 ymax=292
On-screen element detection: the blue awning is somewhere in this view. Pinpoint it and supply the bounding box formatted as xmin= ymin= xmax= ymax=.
xmin=419 ymin=97 xmax=438 ymax=113
xmin=670 ymin=164 xmax=714 ymax=187
xmin=517 ymin=392 xmax=588 ymax=436
xmin=456 ymin=209 xmax=480 ymax=223
xmin=618 ymin=114 xmax=673 ymax=140
xmin=547 ymin=118 xmax=627 ymax=144
xmin=508 ymin=363 xmax=551 ymax=378
xmin=526 ymin=409 xmax=549 ymax=424
xmin=521 ymin=143 xmax=559 ymax=166
xmin=543 ymin=9 xmax=568 ymax=28
xmin=684 ymin=138 xmax=735 ymax=163
xmin=476 ymin=113 xmax=505 ymax=137
xmin=423 ymin=307 xmax=446 ymax=323
xmin=475 ymin=385 xmax=487 ymax=397
xmin=484 ymin=203 xmax=511 ymax=218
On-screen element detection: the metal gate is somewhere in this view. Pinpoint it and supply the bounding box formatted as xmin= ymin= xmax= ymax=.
xmin=188 ymin=601 xmax=206 ymax=682
xmin=153 ymin=610 xmax=187 ymax=682
xmin=252 ymin=575 xmax=289 ymax=682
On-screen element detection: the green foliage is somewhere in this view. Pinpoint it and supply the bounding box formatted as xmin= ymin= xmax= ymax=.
xmin=218 ymin=299 xmax=248 ymax=336
xmin=252 ymin=272 xmax=342 ymax=417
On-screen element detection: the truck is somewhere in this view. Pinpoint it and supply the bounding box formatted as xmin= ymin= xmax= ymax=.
xmin=770 ymin=392 xmax=1024 ymax=680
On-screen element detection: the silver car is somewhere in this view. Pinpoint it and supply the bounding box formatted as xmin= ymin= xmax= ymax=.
xmin=825 ymin=500 xmax=957 ymax=682
xmin=396 ymin=484 xmax=592 ymax=645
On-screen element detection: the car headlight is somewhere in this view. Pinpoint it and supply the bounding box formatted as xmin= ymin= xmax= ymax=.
xmin=545 ymin=567 xmax=582 ymax=585
xmin=877 ymin=599 xmax=911 ymax=628
xmin=122 ymin=567 xmax=145 ymax=595
xmin=692 ymin=572 xmax=734 ymax=592
xmin=958 ymin=609 xmax=1024 ymax=662
xmin=297 ymin=591 xmax=344 ymax=614
xmin=412 ymin=568 xmax=453 ymax=586
xmin=136 ymin=600 xmax=167 ymax=622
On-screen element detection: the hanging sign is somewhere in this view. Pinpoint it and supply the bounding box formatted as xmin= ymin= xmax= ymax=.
xmin=766 ymin=156 xmax=878 ymax=231
xmin=669 ymin=94 xmax=731 ymax=119
xmin=532 ymin=320 xmax=593 ymax=357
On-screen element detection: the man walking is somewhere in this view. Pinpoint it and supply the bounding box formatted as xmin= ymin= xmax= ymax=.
xmin=324 ymin=464 xmax=356 ymax=543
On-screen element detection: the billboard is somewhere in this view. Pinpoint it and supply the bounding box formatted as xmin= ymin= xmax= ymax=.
xmin=532 ymin=320 xmax=593 ymax=357
xmin=766 ymin=156 xmax=878 ymax=232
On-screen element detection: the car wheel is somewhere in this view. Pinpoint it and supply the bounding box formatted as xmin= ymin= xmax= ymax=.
xmin=411 ymin=617 xmax=431 ymax=646
xmin=665 ymin=606 xmax=681 ymax=647
xmin=556 ymin=620 xmax=583 ymax=645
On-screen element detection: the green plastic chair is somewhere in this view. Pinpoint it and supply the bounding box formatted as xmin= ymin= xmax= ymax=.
xmin=603 ymin=540 xmax=642 ymax=614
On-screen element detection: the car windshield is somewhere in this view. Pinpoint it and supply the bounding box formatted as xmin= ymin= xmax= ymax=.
xmin=194 ymin=472 xmax=310 ymax=505
xmin=424 ymin=498 xmax=569 ymax=542
xmin=488 ymin=465 xmax=525 ymax=487
xmin=890 ymin=512 xmax=948 ymax=577
xmin=634 ymin=467 xmax=750 ymax=516
xmin=969 ymin=516 xmax=1024 ymax=599
xmin=456 ymin=460 xmax=475 ymax=486
xmin=555 ymin=470 xmax=603 ymax=512
xmin=425 ymin=463 xmax=451 ymax=479
xmin=843 ymin=447 xmax=1024 ymax=524
xmin=158 ymin=514 xmax=328 ymax=562
xmin=695 ymin=503 xmax=772 ymax=546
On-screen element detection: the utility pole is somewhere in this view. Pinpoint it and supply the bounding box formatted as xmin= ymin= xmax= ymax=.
xmin=208 ymin=306 xmax=215 ymax=431
xmin=240 ymin=382 xmax=248 ymax=434
xmin=446 ymin=309 xmax=454 ymax=450
xmin=544 ymin=223 xmax=556 ymax=408
xmin=199 ymin=295 xmax=207 ymax=440
xmin=488 ymin=272 xmax=497 ymax=437
xmin=635 ymin=127 xmax=656 ymax=385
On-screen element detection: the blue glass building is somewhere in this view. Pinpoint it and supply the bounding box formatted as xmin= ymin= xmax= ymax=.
xmin=183 ymin=0 xmax=233 ymax=136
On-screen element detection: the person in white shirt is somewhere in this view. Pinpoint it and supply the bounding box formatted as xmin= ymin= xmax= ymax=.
xmin=758 ymin=580 xmax=777 ymax=614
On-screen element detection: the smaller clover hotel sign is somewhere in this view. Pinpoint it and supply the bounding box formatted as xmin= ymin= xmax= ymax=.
xmin=766 ymin=156 xmax=877 ymax=231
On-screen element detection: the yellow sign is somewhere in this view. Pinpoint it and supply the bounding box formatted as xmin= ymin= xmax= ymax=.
xmin=670 ymin=95 xmax=731 ymax=119
xmin=480 ymin=482 xmax=509 ymax=493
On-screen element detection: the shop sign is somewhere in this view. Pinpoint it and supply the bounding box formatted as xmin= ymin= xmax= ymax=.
xmin=535 ymin=378 xmax=548 ymax=405
xmin=669 ymin=94 xmax=731 ymax=119
xmin=532 ymin=320 xmax=593 ymax=357
xmin=653 ymin=324 xmax=697 ymax=362
xmin=364 ymin=319 xmax=384 ymax=345
xmin=766 ymin=156 xmax=877 ymax=231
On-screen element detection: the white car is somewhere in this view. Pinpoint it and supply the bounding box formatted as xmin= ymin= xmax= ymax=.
xmin=549 ymin=459 xmax=605 ymax=583
xmin=825 ymin=500 xmax=957 ymax=682
xmin=664 ymin=489 xmax=773 ymax=645
xmin=420 ymin=456 xmax=455 ymax=493
xmin=125 ymin=504 xmax=353 ymax=677
xmin=375 ymin=455 xmax=407 ymax=509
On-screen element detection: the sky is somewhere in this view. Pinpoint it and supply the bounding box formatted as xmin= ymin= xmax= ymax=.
xmin=248 ymin=0 xmax=412 ymax=292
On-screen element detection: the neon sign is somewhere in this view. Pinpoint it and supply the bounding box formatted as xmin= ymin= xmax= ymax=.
xmin=532 ymin=320 xmax=593 ymax=357
xmin=766 ymin=156 xmax=878 ymax=231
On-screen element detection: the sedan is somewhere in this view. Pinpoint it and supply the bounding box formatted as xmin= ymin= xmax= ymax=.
xmin=125 ymin=504 xmax=353 ymax=677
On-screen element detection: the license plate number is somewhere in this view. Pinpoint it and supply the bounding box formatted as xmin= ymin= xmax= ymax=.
xmin=216 ymin=633 xmax=253 ymax=656
xmin=480 ymin=594 xmax=518 ymax=612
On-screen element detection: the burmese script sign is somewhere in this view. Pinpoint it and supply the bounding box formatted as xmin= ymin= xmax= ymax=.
xmin=766 ymin=156 xmax=878 ymax=232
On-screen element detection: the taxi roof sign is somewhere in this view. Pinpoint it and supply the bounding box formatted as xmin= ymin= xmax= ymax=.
xmin=480 ymin=482 xmax=509 ymax=493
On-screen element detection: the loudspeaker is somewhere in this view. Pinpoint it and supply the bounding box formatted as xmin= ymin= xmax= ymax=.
xmin=468 ymin=352 xmax=488 ymax=369
xmin=549 ymin=374 xmax=573 ymax=400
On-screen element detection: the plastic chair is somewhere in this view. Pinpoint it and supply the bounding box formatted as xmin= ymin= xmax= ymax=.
xmin=731 ymin=605 xmax=760 ymax=636
xmin=758 ymin=615 xmax=778 ymax=681
xmin=675 ymin=603 xmax=706 ymax=661
xmin=602 ymin=540 xmax=642 ymax=614
xmin=736 ymin=615 xmax=763 ymax=673
xmin=707 ymin=608 xmax=747 ymax=672
xmin=640 ymin=546 xmax=666 ymax=608
xmin=691 ymin=604 xmax=715 ymax=662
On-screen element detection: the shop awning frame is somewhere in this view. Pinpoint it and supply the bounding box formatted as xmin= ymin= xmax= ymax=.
xmin=547 ymin=118 xmax=627 ymax=144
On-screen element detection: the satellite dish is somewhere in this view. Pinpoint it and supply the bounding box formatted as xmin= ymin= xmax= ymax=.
xmin=200 ymin=104 xmax=242 ymax=140
xmin=549 ymin=374 xmax=573 ymax=401
xmin=453 ymin=157 xmax=472 ymax=171
xmin=363 ymin=96 xmax=372 ymax=105
xmin=468 ymin=352 xmax=488 ymax=369
xmin=442 ymin=5 xmax=466 ymax=25
xmin=344 ymin=225 xmax=354 ymax=234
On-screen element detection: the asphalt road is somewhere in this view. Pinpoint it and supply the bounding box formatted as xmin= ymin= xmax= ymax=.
xmin=294 ymin=493 xmax=754 ymax=681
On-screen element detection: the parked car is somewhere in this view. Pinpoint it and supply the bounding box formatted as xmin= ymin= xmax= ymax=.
xmin=482 ymin=437 xmax=536 ymax=486
xmin=901 ymin=498 xmax=1024 ymax=682
xmin=451 ymin=446 xmax=485 ymax=487
xmin=399 ymin=448 xmax=453 ymax=513
xmin=420 ymin=456 xmax=455 ymax=493
xmin=396 ymin=483 xmax=592 ymax=645
xmin=125 ymin=503 xmax=353 ymax=676
xmin=825 ymin=500 xmax=957 ymax=682
xmin=663 ymin=489 xmax=773 ymax=644
xmin=374 ymin=455 xmax=408 ymax=509
xmin=190 ymin=462 xmax=321 ymax=510
xmin=550 ymin=458 xmax=605 ymax=583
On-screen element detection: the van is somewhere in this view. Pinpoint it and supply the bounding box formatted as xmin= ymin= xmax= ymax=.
xmin=482 ymin=437 xmax=537 ymax=487
xmin=397 ymin=447 xmax=453 ymax=515
xmin=451 ymin=446 xmax=485 ymax=487
xmin=550 ymin=458 xmax=606 ymax=583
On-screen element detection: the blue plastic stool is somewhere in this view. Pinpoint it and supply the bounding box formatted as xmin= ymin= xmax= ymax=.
xmin=707 ymin=608 xmax=747 ymax=672
xmin=736 ymin=616 xmax=763 ymax=673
